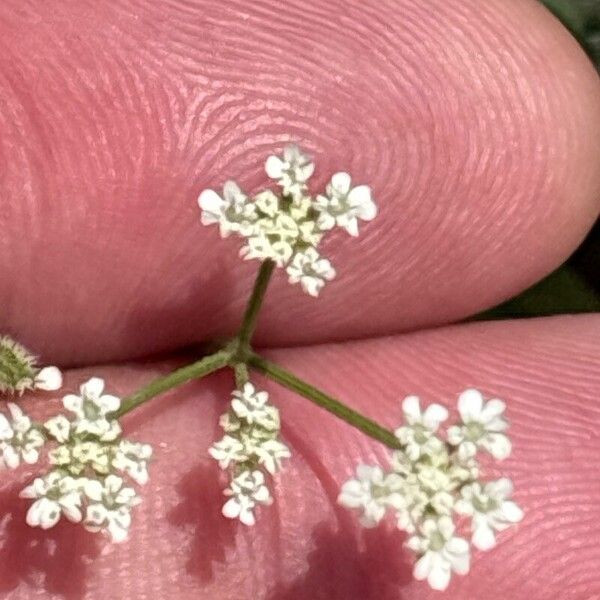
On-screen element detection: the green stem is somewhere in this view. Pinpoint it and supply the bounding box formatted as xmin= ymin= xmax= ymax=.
xmin=115 ymin=348 xmax=233 ymax=418
xmin=247 ymin=353 xmax=401 ymax=450
xmin=237 ymin=260 xmax=276 ymax=353
xmin=233 ymin=362 xmax=249 ymax=388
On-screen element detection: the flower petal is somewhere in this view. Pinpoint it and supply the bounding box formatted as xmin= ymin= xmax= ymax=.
xmin=472 ymin=521 xmax=497 ymax=550
xmin=401 ymin=395 xmax=422 ymax=423
xmin=198 ymin=189 xmax=225 ymax=223
xmin=222 ymin=497 xmax=241 ymax=520
xmin=422 ymin=403 xmax=449 ymax=429
xmin=34 ymin=366 xmax=63 ymax=391
xmin=342 ymin=217 xmax=360 ymax=237
xmin=500 ymin=500 xmax=524 ymax=523
xmin=0 ymin=414 xmax=12 ymax=440
xmin=479 ymin=398 xmax=506 ymax=423
xmin=482 ymin=432 xmax=512 ymax=460
xmin=265 ymin=155 xmax=284 ymax=179
xmin=63 ymin=394 xmax=83 ymax=415
xmin=99 ymin=394 xmax=121 ymax=414
xmin=81 ymin=377 xmax=104 ymax=399
xmin=330 ymin=172 xmax=351 ymax=195
xmin=428 ymin=555 xmax=452 ymax=591
xmin=457 ymin=388 xmax=483 ymax=421
xmin=413 ymin=551 xmax=433 ymax=581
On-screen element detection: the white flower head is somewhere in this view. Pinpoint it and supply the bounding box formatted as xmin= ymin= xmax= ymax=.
xmin=63 ymin=377 xmax=121 ymax=441
xmin=20 ymin=471 xmax=83 ymax=529
xmin=0 ymin=403 xmax=45 ymax=469
xmin=407 ymin=516 xmax=470 ymax=591
xmin=34 ymin=366 xmax=63 ymax=391
xmin=447 ymin=389 xmax=511 ymax=460
xmin=230 ymin=383 xmax=280 ymax=431
xmin=222 ymin=469 xmax=272 ymax=526
xmin=455 ymin=478 xmax=523 ymax=550
xmin=395 ymin=396 xmax=448 ymax=461
xmin=83 ymin=475 xmax=140 ymax=542
xmin=111 ymin=439 xmax=153 ymax=485
xmin=286 ymin=247 xmax=336 ymax=297
xmin=315 ymin=172 xmax=377 ymax=236
xmin=198 ymin=180 xmax=257 ymax=238
xmin=240 ymin=212 xmax=301 ymax=267
xmin=265 ymin=144 xmax=314 ymax=200
xmin=338 ymin=464 xmax=406 ymax=528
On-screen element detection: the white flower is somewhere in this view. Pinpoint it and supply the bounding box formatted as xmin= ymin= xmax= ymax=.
xmin=198 ymin=180 xmax=256 ymax=238
xmin=338 ymin=465 xmax=406 ymax=528
xmin=219 ymin=411 xmax=242 ymax=433
xmin=74 ymin=441 xmax=111 ymax=473
xmin=222 ymin=469 xmax=272 ymax=526
xmin=254 ymin=189 xmax=279 ymax=217
xmin=63 ymin=377 xmax=121 ymax=441
xmin=209 ymin=435 xmax=247 ymax=470
xmin=253 ymin=438 xmax=291 ymax=475
xmin=447 ymin=389 xmax=511 ymax=460
xmin=265 ymin=144 xmax=314 ymax=200
xmin=44 ymin=414 xmax=71 ymax=443
xmin=240 ymin=232 xmax=294 ymax=267
xmin=395 ymin=396 xmax=448 ymax=461
xmin=230 ymin=383 xmax=280 ymax=430
xmin=407 ymin=516 xmax=470 ymax=591
xmin=112 ymin=439 xmax=153 ymax=485
xmin=0 ymin=403 xmax=45 ymax=469
xmin=286 ymin=247 xmax=336 ymax=297
xmin=455 ymin=478 xmax=523 ymax=550
xmin=20 ymin=471 xmax=83 ymax=529
xmin=34 ymin=366 xmax=63 ymax=391
xmin=314 ymin=172 xmax=377 ymax=236
xmin=83 ymin=475 xmax=140 ymax=542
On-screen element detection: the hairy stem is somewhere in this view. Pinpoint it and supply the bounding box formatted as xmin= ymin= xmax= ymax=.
xmin=237 ymin=260 xmax=276 ymax=353
xmin=115 ymin=348 xmax=233 ymax=417
xmin=233 ymin=362 xmax=249 ymax=388
xmin=247 ymin=353 xmax=401 ymax=450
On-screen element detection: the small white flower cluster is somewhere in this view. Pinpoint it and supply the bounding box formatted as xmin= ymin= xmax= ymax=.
xmin=210 ymin=382 xmax=290 ymax=526
xmin=198 ymin=145 xmax=377 ymax=297
xmin=0 ymin=335 xmax=62 ymax=395
xmin=1 ymin=377 xmax=152 ymax=543
xmin=338 ymin=389 xmax=523 ymax=591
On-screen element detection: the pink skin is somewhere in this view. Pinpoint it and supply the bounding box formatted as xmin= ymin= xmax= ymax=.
xmin=0 ymin=0 xmax=599 ymax=598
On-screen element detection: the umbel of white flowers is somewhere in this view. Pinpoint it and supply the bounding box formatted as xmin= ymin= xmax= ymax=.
xmin=0 ymin=335 xmax=62 ymax=395
xmin=210 ymin=382 xmax=290 ymax=526
xmin=0 ymin=377 xmax=152 ymax=543
xmin=338 ymin=389 xmax=524 ymax=592
xmin=198 ymin=144 xmax=377 ymax=297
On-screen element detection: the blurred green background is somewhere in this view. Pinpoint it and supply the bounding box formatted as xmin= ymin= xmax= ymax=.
xmin=474 ymin=0 xmax=599 ymax=321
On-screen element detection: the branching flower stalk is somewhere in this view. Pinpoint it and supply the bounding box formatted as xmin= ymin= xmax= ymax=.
xmin=1 ymin=144 xmax=522 ymax=590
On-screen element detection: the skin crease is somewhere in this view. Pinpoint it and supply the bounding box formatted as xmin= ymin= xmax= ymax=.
xmin=0 ymin=0 xmax=599 ymax=599
xmin=0 ymin=0 xmax=599 ymax=365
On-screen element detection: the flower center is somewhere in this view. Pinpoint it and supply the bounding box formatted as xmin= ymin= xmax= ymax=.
xmin=413 ymin=424 xmax=430 ymax=444
xmin=430 ymin=531 xmax=446 ymax=551
xmin=465 ymin=422 xmax=485 ymax=441
xmin=82 ymin=399 xmax=101 ymax=421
